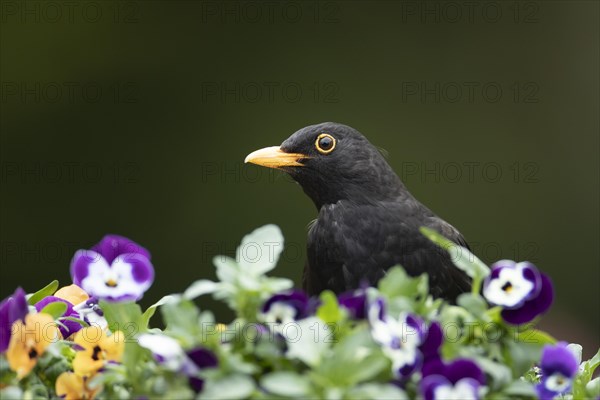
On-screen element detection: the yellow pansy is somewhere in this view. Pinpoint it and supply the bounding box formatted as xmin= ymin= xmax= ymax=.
xmin=54 ymin=284 xmax=89 ymax=306
xmin=7 ymin=313 xmax=61 ymax=379
xmin=72 ymin=326 xmax=125 ymax=376
xmin=56 ymin=372 xmax=99 ymax=400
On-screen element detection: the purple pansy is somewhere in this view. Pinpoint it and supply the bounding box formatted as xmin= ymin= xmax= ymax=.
xmin=420 ymin=321 xmax=443 ymax=364
xmin=73 ymin=296 xmax=107 ymax=329
xmin=482 ymin=260 xmax=553 ymax=324
xmin=186 ymin=347 xmax=219 ymax=393
xmin=421 ymin=358 xmax=486 ymax=400
xmin=338 ymin=288 xmax=368 ymax=319
xmin=260 ymin=290 xmax=310 ymax=328
xmin=0 ymin=287 xmax=28 ymax=352
xmin=535 ymin=342 xmax=579 ymax=400
xmin=368 ymin=298 xmax=427 ymax=378
xmin=137 ymin=333 xmax=218 ymax=393
xmin=34 ymin=296 xmax=81 ymax=338
xmin=70 ymin=235 xmax=154 ymax=302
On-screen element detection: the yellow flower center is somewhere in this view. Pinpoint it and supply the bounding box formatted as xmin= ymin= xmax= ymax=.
xmin=91 ymin=345 xmax=103 ymax=361
xmin=501 ymin=281 xmax=514 ymax=293
xmin=105 ymin=279 xmax=118 ymax=287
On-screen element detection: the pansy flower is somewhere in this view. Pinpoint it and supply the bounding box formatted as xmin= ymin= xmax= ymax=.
xmin=368 ymin=298 xmax=426 ymax=377
xmin=34 ymin=297 xmax=82 ymax=339
xmin=54 ymin=284 xmax=90 ymax=306
xmin=73 ymin=297 xmax=108 ymax=329
xmin=535 ymin=342 xmax=579 ymax=400
xmin=136 ymin=332 xmax=218 ymax=393
xmin=56 ymin=371 xmax=99 ymax=400
xmin=260 ymin=290 xmax=309 ymax=332
xmin=338 ymin=288 xmax=368 ymax=319
xmin=7 ymin=313 xmax=61 ymax=379
xmin=421 ymin=358 xmax=486 ymax=400
xmin=138 ymin=333 xmax=191 ymax=372
xmin=71 ymin=234 xmax=154 ymax=302
xmin=186 ymin=347 xmax=218 ymax=393
xmin=482 ymin=260 xmax=553 ymax=324
xmin=0 ymin=287 xmax=28 ymax=353
xmin=72 ymin=326 xmax=125 ymax=377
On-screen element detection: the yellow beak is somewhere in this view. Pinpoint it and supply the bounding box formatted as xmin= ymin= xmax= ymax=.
xmin=244 ymin=146 xmax=307 ymax=169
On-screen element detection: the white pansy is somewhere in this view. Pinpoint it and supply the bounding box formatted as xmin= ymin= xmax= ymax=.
xmin=368 ymin=302 xmax=422 ymax=372
xmin=262 ymin=303 xmax=297 ymax=325
xmin=545 ymin=373 xmax=572 ymax=393
xmin=138 ymin=333 xmax=189 ymax=372
xmin=72 ymin=301 xmax=108 ymax=330
xmin=433 ymin=379 xmax=478 ymax=400
xmin=80 ymin=256 xmax=150 ymax=300
xmin=483 ymin=265 xmax=534 ymax=307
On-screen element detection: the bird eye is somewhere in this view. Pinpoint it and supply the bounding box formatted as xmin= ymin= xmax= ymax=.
xmin=315 ymin=133 xmax=336 ymax=154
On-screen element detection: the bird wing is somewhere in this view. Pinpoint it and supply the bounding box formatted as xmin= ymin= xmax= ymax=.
xmin=306 ymin=200 xmax=471 ymax=299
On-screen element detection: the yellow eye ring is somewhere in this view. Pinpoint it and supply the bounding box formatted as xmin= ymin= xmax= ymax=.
xmin=315 ymin=133 xmax=336 ymax=154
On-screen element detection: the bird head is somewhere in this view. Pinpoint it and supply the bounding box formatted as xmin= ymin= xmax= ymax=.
xmin=245 ymin=122 xmax=405 ymax=209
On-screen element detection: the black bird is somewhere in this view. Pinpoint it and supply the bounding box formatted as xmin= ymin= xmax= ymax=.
xmin=245 ymin=122 xmax=470 ymax=301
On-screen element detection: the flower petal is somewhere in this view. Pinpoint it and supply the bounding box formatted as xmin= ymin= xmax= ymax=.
xmin=420 ymin=322 xmax=443 ymax=363
xmin=34 ymin=297 xmax=81 ymax=338
xmin=540 ymin=342 xmax=579 ymax=378
xmin=92 ymin=234 xmax=151 ymax=264
xmin=501 ymin=273 xmax=553 ymax=325
xmin=54 ymin=284 xmax=89 ymax=305
xmin=71 ymin=250 xmax=105 ymax=287
xmin=0 ymin=288 xmax=28 ymax=352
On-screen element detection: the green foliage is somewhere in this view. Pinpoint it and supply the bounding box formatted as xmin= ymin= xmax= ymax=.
xmin=2 ymin=225 xmax=598 ymax=400
xmin=27 ymin=280 xmax=59 ymax=305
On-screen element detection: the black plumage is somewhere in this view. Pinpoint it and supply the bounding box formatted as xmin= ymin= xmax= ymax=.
xmin=245 ymin=122 xmax=471 ymax=301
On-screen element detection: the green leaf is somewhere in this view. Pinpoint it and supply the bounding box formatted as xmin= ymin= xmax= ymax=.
xmin=457 ymin=293 xmax=488 ymax=316
xmin=587 ymin=377 xmax=600 ymax=398
xmin=260 ymin=371 xmax=312 ymax=397
xmin=504 ymin=340 xmax=544 ymax=377
xmin=183 ymin=279 xmax=218 ymax=300
xmin=214 ymin=256 xmax=240 ymax=283
xmin=347 ymin=383 xmax=408 ymax=400
xmin=514 ymin=328 xmax=556 ymax=346
xmin=573 ymin=348 xmax=600 ymax=398
xmin=472 ymin=356 xmax=512 ymax=390
xmin=140 ymin=295 xmax=177 ymax=329
xmin=420 ymin=227 xmax=490 ymax=286
xmin=502 ymin=380 xmax=537 ymax=397
xmin=100 ymin=301 xmax=143 ymax=335
xmin=201 ymin=374 xmax=255 ymax=400
xmin=161 ymin=299 xmax=201 ymax=345
xmin=378 ymin=266 xmax=427 ymax=299
xmin=236 ymin=224 xmax=284 ymax=275
xmin=317 ymin=291 xmax=343 ymax=324
xmin=27 ymin=280 xmax=59 ymax=305
xmin=39 ymin=301 xmax=67 ymax=319
xmin=317 ymin=326 xmax=388 ymax=386
xmin=286 ymin=317 xmax=332 ymax=367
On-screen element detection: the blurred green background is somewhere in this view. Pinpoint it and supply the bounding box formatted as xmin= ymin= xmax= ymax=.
xmin=1 ymin=1 xmax=598 ymax=355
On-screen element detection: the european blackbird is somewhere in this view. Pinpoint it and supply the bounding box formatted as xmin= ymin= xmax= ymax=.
xmin=245 ymin=122 xmax=471 ymax=301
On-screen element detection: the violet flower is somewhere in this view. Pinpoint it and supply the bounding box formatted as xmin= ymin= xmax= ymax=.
xmin=536 ymin=342 xmax=579 ymax=400
xmin=260 ymin=290 xmax=310 ymax=329
xmin=421 ymin=358 xmax=486 ymax=400
xmin=368 ymin=298 xmax=426 ymax=378
xmin=73 ymin=297 xmax=107 ymax=329
xmin=338 ymin=288 xmax=368 ymax=319
xmin=186 ymin=347 xmax=219 ymax=393
xmin=137 ymin=333 xmax=218 ymax=393
xmin=482 ymin=260 xmax=553 ymax=324
xmin=0 ymin=288 xmax=28 ymax=352
xmin=34 ymin=296 xmax=81 ymax=338
xmin=70 ymin=235 xmax=154 ymax=302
